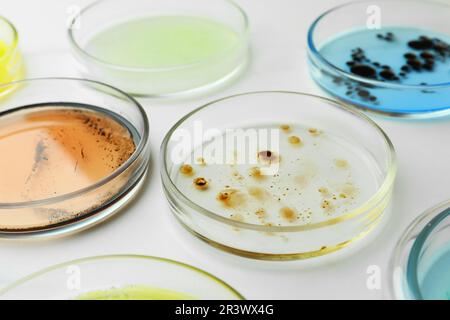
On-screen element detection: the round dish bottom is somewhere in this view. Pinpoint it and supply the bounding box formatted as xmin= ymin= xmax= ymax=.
xmin=173 ymin=210 xmax=389 ymax=261
xmin=76 ymin=54 xmax=249 ymax=99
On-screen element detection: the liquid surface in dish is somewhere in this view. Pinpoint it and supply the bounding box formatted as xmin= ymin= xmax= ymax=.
xmin=173 ymin=124 xmax=382 ymax=226
xmin=76 ymin=285 xmax=194 ymax=300
xmin=85 ymin=15 xmax=239 ymax=68
xmin=420 ymin=245 xmax=450 ymax=300
xmin=317 ymin=27 xmax=450 ymax=112
xmin=0 ymin=104 xmax=136 ymax=203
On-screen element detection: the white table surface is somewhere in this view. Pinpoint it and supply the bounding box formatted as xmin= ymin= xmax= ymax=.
xmin=0 ymin=0 xmax=449 ymax=300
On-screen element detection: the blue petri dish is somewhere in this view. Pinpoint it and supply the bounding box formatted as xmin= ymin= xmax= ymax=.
xmin=307 ymin=0 xmax=450 ymax=118
xmin=389 ymin=200 xmax=450 ymax=300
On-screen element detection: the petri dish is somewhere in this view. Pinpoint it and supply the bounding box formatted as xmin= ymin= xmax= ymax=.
xmin=161 ymin=91 xmax=396 ymax=260
xmin=68 ymin=0 xmax=249 ymax=98
xmin=0 ymin=78 xmax=150 ymax=238
xmin=0 ymin=255 xmax=243 ymax=299
xmin=307 ymin=0 xmax=450 ymax=118
xmin=389 ymin=200 xmax=450 ymax=300
xmin=0 ymin=16 xmax=24 ymax=93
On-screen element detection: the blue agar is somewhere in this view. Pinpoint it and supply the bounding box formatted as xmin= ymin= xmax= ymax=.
xmin=420 ymin=246 xmax=450 ymax=300
xmin=407 ymin=207 xmax=450 ymax=300
xmin=312 ymin=27 xmax=450 ymax=115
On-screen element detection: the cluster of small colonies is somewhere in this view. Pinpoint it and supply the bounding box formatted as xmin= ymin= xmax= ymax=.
xmin=341 ymin=32 xmax=450 ymax=102
xmin=177 ymin=124 xmax=359 ymax=227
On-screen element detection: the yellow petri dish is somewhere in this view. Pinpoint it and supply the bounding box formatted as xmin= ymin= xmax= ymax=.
xmin=0 ymin=17 xmax=24 ymax=94
xmin=0 ymin=255 xmax=244 ymax=300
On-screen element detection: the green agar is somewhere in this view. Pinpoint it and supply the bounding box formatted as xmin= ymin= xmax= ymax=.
xmin=85 ymin=15 xmax=240 ymax=68
xmin=76 ymin=285 xmax=195 ymax=300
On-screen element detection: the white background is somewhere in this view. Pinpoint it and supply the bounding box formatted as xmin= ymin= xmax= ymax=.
xmin=0 ymin=0 xmax=449 ymax=299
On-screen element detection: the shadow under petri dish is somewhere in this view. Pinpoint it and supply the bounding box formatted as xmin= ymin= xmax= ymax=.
xmin=0 ymin=103 xmax=136 ymax=231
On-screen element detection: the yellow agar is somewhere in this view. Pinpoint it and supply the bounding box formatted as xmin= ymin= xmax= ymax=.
xmin=0 ymin=39 xmax=24 ymax=95
xmin=76 ymin=285 xmax=196 ymax=300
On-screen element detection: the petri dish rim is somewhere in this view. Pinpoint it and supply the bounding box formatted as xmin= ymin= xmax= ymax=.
xmin=0 ymin=77 xmax=150 ymax=209
xmin=0 ymin=254 xmax=245 ymax=299
xmin=67 ymin=0 xmax=250 ymax=73
xmin=307 ymin=0 xmax=450 ymax=91
xmin=388 ymin=199 xmax=450 ymax=300
xmin=160 ymin=91 xmax=397 ymax=233
xmin=0 ymin=16 xmax=19 ymax=64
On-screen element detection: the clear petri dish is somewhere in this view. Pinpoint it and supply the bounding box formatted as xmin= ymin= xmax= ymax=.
xmin=0 ymin=255 xmax=243 ymax=299
xmin=68 ymin=0 xmax=249 ymax=98
xmin=307 ymin=0 xmax=450 ymax=118
xmin=161 ymin=91 xmax=396 ymax=260
xmin=0 ymin=78 xmax=150 ymax=238
xmin=389 ymin=200 xmax=450 ymax=300
xmin=0 ymin=16 xmax=24 ymax=93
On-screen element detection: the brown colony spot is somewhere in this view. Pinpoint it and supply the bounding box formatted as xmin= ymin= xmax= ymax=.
xmin=288 ymin=136 xmax=301 ymax=145
xmin=247 ymin=186 xmax=268 ymax=201
xmin=280 ymin=124 xmax=292 ymax=133
xmin=308 ymin=128 xmax=321 ymax=136
xmin=258 ymin=150 xmax=280 ymax=164
xmin=180 ymin=164 xmax=194 ymax=176
xmin=193 ymin=177 xmax=208 ymax=190
xmin=255 ymin=208 xmax=266 ymax=219
xmin=216 ymin=188 xmax=246 ymax=208
xmin=334 ymin=159 xmax=349 ymax=169
xmin=321 ymin=199 xmax=334 ymax=214
xmin=249 ymin=166 xmax=264 ymax=180
xmin=196 ymin=157 xmax=206 ymax=166
xmin=339 ymin=183 xmax=358 ymax=199
xmin=280 ymin=207 xmax=298 ymax=223
xmin=232 ymin=170 xmax=245 ymax=181
xmin=318 ymin=187 xmax=330 ymax=196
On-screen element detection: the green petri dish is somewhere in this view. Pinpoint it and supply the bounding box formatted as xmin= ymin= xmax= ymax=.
xmin=68 ymin=0 xmax=249 ymax=98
